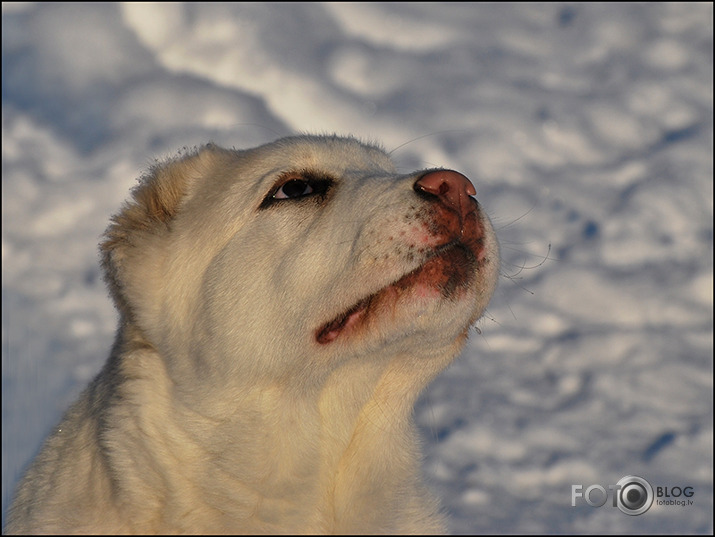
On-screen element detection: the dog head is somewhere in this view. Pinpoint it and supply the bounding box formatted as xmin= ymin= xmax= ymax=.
xmin=102 ymin=135 xmax=499 ymax=398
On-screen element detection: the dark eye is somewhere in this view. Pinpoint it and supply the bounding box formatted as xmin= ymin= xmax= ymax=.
xmin=259 ymin=172 xmax=333 ymax=209
xmin=273 ymin=179 xmax=314 ymax=200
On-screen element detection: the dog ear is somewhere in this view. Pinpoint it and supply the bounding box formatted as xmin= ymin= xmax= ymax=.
xmin=100 ymin=144 xmax=226 ymax=323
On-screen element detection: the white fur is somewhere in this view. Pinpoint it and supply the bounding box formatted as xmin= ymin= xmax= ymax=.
xmin=6 ymin=135 xmax=499 ymax=534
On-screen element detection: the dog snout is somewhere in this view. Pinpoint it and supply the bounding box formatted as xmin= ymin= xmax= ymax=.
xmin=414 ymin=170 xmax=476 ymax=220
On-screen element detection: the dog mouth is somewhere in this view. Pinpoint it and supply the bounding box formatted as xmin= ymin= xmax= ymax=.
xmin=315 ymin=242 xmax=478 ymax=345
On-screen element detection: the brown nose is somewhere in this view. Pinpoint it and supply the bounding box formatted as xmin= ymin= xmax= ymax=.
xmin=414 ymin=170 xmax=476 ymax=218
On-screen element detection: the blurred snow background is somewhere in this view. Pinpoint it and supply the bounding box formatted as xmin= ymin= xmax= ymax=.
xmin=2 ymin=2 xmax=712 ymax=533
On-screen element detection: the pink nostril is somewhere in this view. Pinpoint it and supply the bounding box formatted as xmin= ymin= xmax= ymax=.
xmin=414 ymin=170 xmax=476 ymax=217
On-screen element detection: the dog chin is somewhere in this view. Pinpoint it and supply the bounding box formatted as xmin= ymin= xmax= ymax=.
xmin=315 ymin=241 xmax=479 ymax=346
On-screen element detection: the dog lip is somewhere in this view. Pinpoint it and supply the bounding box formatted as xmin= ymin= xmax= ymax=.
xmin=314 ymin=240 xmax=478 ymax=345
xmin=315 ymin=296 xmax=373 ymax=345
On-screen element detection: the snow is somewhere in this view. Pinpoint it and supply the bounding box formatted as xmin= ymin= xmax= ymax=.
xmin=2 ymin=2 xmax=712 ymax=533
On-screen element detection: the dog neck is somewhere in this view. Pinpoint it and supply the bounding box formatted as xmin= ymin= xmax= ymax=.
xmin=100 ymin=327 xmax=454 ymax=533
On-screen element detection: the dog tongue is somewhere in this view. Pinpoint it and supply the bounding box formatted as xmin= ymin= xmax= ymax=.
xmin=316 ymin=297 xmax=370 ymax=344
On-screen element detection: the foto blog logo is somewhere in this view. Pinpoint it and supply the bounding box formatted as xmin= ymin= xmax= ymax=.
xmin=572 ymin=475 xmax=695 ymax=515
xmin=571 ymin=475 xmax=697 ymax=516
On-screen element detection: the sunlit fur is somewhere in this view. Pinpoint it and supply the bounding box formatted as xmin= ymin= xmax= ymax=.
xmin=6 ymin=135 xmax=499 ymax=534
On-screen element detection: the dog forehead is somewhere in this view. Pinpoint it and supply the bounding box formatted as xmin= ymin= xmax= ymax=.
xmin=251 ymin=135 xmax=396 ymax=175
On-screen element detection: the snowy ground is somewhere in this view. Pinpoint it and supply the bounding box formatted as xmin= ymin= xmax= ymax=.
xmin=2 ymin=3 xmax=712 ymax=533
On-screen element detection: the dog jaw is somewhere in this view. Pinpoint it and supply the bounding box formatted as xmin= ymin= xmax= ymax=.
xmin=315 ymin=241 xmax=480 ymax=345
xmin=314 ymin=176 xmax=495 ymax=348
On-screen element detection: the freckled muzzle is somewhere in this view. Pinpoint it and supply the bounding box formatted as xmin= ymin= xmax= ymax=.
xmin=315 ymin=169 xmax=488 ymax=345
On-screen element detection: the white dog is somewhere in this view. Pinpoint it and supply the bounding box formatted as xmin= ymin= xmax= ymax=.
xmin=6 ymin=135 xmax=499 ymax=534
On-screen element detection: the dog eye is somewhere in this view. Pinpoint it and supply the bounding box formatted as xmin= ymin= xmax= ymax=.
xmin=273 ymin=179 xmax=314 ymax=200
xmin=260 ymin=173 xmax=334 ymax=210
xmin=259 ymin=172 xmax=333 ymax=209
